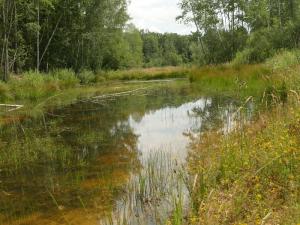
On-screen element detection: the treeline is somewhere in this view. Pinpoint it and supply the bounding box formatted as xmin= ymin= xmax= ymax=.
xmin=178 ymin=0 xmax=300 ymax=65
xmin=141 ymin=31 xmax=194 ymax=67
xmin=0 ymin=0 xmax=197 ymax=81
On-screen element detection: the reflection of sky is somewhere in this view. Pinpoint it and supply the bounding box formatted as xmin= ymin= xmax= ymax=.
xmin=128 ymin=98 xmax=210 ymax=159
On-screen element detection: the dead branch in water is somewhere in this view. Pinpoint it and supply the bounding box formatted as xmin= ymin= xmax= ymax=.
xmin=91 ymin=87 xmax=150 ymax=100
xmin=0 ymin=104 xmax=24 ymax=112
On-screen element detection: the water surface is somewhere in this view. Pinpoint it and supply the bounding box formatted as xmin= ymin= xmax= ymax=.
xmin=0 ymin=81 xmax=250 ymax=224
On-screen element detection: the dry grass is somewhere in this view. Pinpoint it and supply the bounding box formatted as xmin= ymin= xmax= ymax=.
xmin=105 ymin=66 xmax=190 ymax=80
xmin=188 ymin=104 xmax=300 ymax=225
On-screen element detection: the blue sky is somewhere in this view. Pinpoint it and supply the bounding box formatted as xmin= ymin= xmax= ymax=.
xmin=128 ymin=0 xmax=196 ymax=34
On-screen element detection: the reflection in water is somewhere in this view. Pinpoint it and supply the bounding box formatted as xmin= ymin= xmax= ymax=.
xmin=129 ymin=99 xmax=209 ymax=159
xmin=0 ymin=82 xmax=253 ymax=224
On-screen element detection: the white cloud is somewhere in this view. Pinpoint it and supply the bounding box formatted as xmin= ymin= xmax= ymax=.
xmin=128 ymin=0 xmax=196 ymax=35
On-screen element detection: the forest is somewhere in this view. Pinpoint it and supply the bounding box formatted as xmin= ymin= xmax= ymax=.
xmin=1 ymin=0 xmax=299 ymax=81
xmin=0 ymin=0 xmax=196 ymax=81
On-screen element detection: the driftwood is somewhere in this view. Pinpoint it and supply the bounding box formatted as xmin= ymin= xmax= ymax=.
xmin=91 ymin=87 xmax=149 ymax=100
xmin=0 ymin=104 xmax=24 ymax=112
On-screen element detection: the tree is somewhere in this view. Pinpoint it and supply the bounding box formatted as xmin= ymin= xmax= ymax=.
xmin=178 ymin=0 xmax=300 ymax=64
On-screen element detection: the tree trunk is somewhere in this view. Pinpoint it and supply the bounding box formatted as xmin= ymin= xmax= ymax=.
xmin=2 ymin=0 xmax=9 ymax=82
xmin=36 ymin=0 xmax=40 ymax=72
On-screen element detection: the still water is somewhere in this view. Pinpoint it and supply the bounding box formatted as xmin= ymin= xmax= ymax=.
xmin=0 ymin=81 xmax=251 ymax=225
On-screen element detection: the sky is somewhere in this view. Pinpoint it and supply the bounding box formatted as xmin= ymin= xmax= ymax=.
xmin=128 ymin=0 xmax=196 ymax=35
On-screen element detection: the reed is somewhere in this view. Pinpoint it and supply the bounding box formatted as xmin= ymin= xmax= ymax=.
xmin=101 ymin=150 xmax=188 ymax=225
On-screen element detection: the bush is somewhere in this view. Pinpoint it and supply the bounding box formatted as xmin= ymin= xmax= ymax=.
xmin=52 ymin=69 xmax=79 ymax=89
xmin=95 ymin=75 xmax=106 ymax=83
xmin=77 ymin=70 xmax=96 ymax=84
xmin=266 ymin=49 xmax=300 ymax=71
xmin=9 ymin=71 xmax=50 ymax=101
xmin=235 ymin=29 xmax=274 ymax=64
xmin=232 ymin=48 xmax=252 ymax=66
xmin=0 ymin=81 xmax=10 ymax=102
xmin=189 ymin=108 xmax=300 ymax=224
xmin=163 ymin=53 xmax=183 ymax=66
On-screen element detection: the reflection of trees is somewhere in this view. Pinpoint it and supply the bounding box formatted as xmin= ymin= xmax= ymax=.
xmin=0 ymin=83 xmax=206 ymax=224
xmin=188 ymin=96 xmax=255 ymax=134
xmin=0 ymin=100 xmax=142 ymax=224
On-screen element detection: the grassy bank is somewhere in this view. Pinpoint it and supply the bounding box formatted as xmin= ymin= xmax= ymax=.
xmin=188 ymin=105 xmax=300 ymax=225
xmin=0 ymin=67 xmax=189 ymax=118
xmin=187 ymin=50 xmax=300 ymax=224
xmin=105 ymin=66 xmax=189 ymax=81
xmin=188 ymin=64 xmax=271 ymax=98
xmin=188 ymin=50 xmax=300 ymax=100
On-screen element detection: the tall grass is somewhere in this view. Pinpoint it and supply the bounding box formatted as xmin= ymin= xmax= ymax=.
xmin=188 ymin=49 xmax=300 ymax=225
xmin=104 ymin=66 xmax=189 ymax=81
xmin=266 ymin=49 xmax=300 ymax=71
xmin=0 ymin=67 xmax=190 ymax=106
xmin=1 ymin=70 xmax=80 ymax=103
xmin=188 ymin=64 xmax=272 ymax=99
xmin=102 ymin=151 xmax=188 ymax=225
xmin=188 ymin=106 xmax=300 ymax=225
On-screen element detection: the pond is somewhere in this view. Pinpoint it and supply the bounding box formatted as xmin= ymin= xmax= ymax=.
xmin=0 ymin=81 xmax=253 ymax=225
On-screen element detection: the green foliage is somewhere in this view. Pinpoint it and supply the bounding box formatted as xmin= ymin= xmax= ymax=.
xmin=0 ymin=81 xmax=10 ymax=102
xmin=232 ymin=49 xmax=252 ymax=66
xmin=4 ymin=69 xmax=80 ymax=102
xmin=266 ymin=49 xmax=300 ymax=71
xmin=163 ymin=52 xmax=183 ymax=66
xmin=122 ymin=25 xmax=144 ymax=68
xmin=141 ymin=31 xmax=193 ymax=67
xmin=77 ymin=70 xmax=96 ymax=84
xmin=245 ymin=29 xmax=274 ymax=62
xmin=52 ymin=69 xmax=79 ymax=88
xmin=179 ymin=0 xmax=300 ymax=64
xmin=0 ymin=0 xmax=130 ymax=75
xmin=188 ymin=64 xmax=271 ymax=98
xmin=188 ymin=107 xmax=300 ymax=224
xmin=9 ymin=72 xmax=53 ymax=101
xmin=106 ymin=67 xmax=189 ymax=81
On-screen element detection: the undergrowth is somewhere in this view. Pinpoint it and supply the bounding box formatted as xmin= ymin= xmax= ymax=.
xmin=188 ymin=106 xmax=300 ymax=225
xmin=105 ymin=66 xmax=189 ymax=80
xmin=187 ymin=49 xmax=300 ymax=225
xmin=0 ymin=67 xmax=189 ymax=105
xmin=188 ymin=64 xmax=272 ymax=98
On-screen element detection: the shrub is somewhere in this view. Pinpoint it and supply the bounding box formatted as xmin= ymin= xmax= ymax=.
xmin=235 ymin=29 xmax=274 ymax=64
xmin=0 ymin=81 xmax=10 ymax=102
xmin=9 ymin=71 xmax=49 ymax=101
xmin=77 ymin=70 xmax=96 ymax=84
xmin=266 ymin=49 xmax=300 ymax=71
xmin=52 ymin=69 xmax=79 ymax=89
xmin=189 ymin=107 xmax=300 ymax=224
xmin=163 ymin=53 xmax=183 ymax=66
xmin=232 ymin=48 xmax=252 ymax=66
xmin=95 ymin=76 xmax=106 ymax=83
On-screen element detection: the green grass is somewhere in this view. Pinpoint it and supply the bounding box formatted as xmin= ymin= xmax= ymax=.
xmin=188 ymin=64 xmax=273 ymax=99
xmin=104 ymin=66 xmax=190 ymax=81
xmin=188 ymin=106 xmax=300 ymax=225
xmin=0 ymin=67 xmax=189 ymax=110
xmin=187 ymin=49 xmax=300 ymax=225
